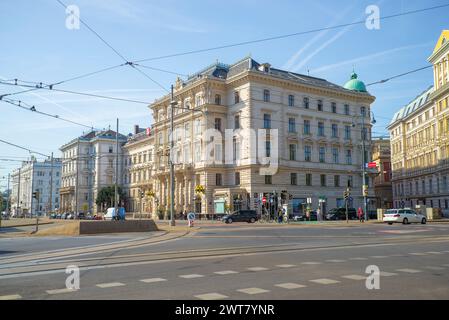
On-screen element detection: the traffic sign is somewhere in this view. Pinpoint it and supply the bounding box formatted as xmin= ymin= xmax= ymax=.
xmin=187 ymin=212 xmax=195 ymax=221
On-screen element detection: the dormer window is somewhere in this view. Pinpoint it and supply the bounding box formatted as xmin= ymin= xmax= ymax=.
xmin=258 ymin=63 xmax=271 ymax=73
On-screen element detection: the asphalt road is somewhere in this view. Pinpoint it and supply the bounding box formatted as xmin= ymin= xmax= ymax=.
xmin=1 ymin=222 xmax=449 ymax=300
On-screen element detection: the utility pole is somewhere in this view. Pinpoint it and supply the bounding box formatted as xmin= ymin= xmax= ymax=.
xmin=49 ymin=152 xmax=54 ymax=216
xmin=169 ymin=85 xmax=176 ymax=227
xmin=115 ymin=118 xmax=119 ymax=217
xmin=6 ymin=173 xmax=10 ymax=216
xmin=17 ymin=168 xmax=21 ymax=217
xmin=75 ymin=141 xmax=79 ymax=217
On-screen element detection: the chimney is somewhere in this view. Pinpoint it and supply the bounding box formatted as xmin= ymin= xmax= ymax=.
xmin=134 ymin=125 xmax=139 ymax=135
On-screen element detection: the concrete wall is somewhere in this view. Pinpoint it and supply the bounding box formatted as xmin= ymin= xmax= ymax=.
xmin=78 ymin=220 xmax=158 ymax=234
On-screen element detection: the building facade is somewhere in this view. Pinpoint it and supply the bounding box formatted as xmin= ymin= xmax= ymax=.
xmin=372 ymin=137 xmax=393 ymax=209
xmin=388 ymin=30 xmax=449 ymax=211
xmin=130 ymin=56 xmax=376 ymax=217
xmin=10 ymin=157 xmax=62 ymax=216
xmin=122 ymin=125 xmax=155 ymax=215
xmin=59 ymin=130 xmax=127 ymax=214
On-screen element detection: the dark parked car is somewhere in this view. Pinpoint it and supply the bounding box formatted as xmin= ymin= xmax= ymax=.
xmin=77 ymin=212 xmax=86 ymax=220
xmin=325 ymin=208 xmax=357 ymax=220
xmin=221 ymin=210 xmax=258 ymax=224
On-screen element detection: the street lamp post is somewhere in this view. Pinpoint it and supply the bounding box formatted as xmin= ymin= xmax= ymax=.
xmin=353 ymin=111 xmax=376 ymax=221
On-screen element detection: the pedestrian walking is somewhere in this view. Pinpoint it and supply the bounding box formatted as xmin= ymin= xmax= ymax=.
xmin=358 ymin=207 xmax=364 ymax=222
xmin=316 ymin=207 xmax=321 ymax=222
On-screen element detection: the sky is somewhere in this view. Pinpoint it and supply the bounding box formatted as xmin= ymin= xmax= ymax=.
xmin=0 ymin=0 xmax=448 ymax=189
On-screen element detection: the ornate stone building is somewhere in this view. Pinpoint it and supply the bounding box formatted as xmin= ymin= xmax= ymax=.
xmin=126 ymin=56 xmax=376 ymax=217
xmin=388 ymin=30 xmax=449 ymax=211
xmin=59 ymin=130 xmax=127 ymax=214
xmin=372 ymin=137 xmax=392 ymax=209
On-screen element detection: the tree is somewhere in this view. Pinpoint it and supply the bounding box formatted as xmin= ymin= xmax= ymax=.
xmin=95 ymin=185 xmax=126 ymax=209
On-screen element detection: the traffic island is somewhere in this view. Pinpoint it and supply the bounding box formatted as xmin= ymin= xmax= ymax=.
xmin=34 ymin=219 xmax=159 ymax=236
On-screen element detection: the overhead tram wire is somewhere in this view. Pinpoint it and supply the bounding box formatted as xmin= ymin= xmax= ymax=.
xmin=1 ymin=98 xmax=95 ymax=130
xmin=0 ymin=80 xmax=151 ymax=105
xmin=133 ymin=3 xmax=449 ymax=63
xmin=55 ymin=0 xmax=170 ymax=94
xmin=366 ymin=65 xmax=433 ymax=86
xmin=0 ymin=139 xmax=50 ymax=158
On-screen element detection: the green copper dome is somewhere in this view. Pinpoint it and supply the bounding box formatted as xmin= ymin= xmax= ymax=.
xmin=343 ymin=72 xmax=367 ymax=92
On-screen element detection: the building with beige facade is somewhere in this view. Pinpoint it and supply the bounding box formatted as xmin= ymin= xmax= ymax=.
xmin=59 ymin=129 xmax=127 ymax=214
xmin=372 ymin=136 xmax=392 ymax=209
xmin=124 ymin=56 xmax=376 ymax=217
xmin=388 ymin=30 xmax=449 ymax=211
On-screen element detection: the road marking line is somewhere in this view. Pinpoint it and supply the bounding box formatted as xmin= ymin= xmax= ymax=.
xmin=370 ymin=256 xmax=388 ymax=258
xmin=408 ymin=252 xmax=427 ymax=256
xmin=301 ymin=262 xmax=322 ymax=265
xmin=275 ymin=264 xmax=296 ymax=268
xmin=140 ymin=278 xmax=167 ymax=283
xmin=309 ymin=278 xmax=340 ymax=285
xmin=247 ymin=267 xmax=269 ymax=271
xmin=349 ymin=257 xmax=368 ymax=260
xmin=96 ymin=282 xmax=125 ymax=288
xmin=214 ymin=270 xmax=239 ymax=275
xmin=380 ymin=272 xmax=397 ymax=277
xmin=396 ymin=268 xmax=422 ymax=273
xmin=424 ymin=266 xmax=445 ymax=270
xmin=342 ymin=275 xmax=366 ymax=280
xmin=46 ymin=288 xmax=77 ymax=295
xmin=275 ymin=283 xmax=306 ymax=289
xmin=237 ymin=287 xmax=270 ymax=295
xmin=0 ymin=294 xmax=22 ymax=300
xmin=195 ymin=293 xmax=228 ymax=300
xmin=326 ymin=259 xmax=346 ymax=263
xmin=179 ymin=274 xmax=204 ymax=279
xmin=426 ymin=251 xmax=443 ymax=255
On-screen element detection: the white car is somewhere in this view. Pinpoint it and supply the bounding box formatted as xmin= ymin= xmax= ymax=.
xmin=383 ymin=209 xmax=427 ymax=225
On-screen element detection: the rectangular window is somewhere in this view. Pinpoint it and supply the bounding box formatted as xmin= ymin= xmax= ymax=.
xmin=334 ymin=175 xmax=340 ymax=187
xmin=319 ymin=146 xmax=325 ymax=163
xmin=303 ymin=120 xmax=310 ymax=135
xmin=289 ymin=144 xmax=297 ymax=161
xmin=317 ymin=100 xmax=323 ymax=111
xmin=347 ymin=176 xmax=353 ymax=188
xmin=332 ymin=124 xmax=338 ymax=137
xmin=344 ymin=104 xmax=350 ymax=115
xmin=233 ymin=138 xmax=240 ymax=161
xmin=320 ymin=174 xmax=326 ymax=187
xmin=288 ymin=118 xmax=296 ymax=132
xmin=263 ymin=89 xmax=270 ymax=102
xmin=361 ymin=106 xmax=366 ymax=117
xmin=344 ymin=125 xmax=351 ymax=140
xmin=234 ymin=115 xmax=240 ymax=129
xmin=265 ymin=175 xmax=272 ymax=184
xmin=303 ymin=97 xmax=309 ymax=109
xmin=235 ymin=172 xmax=240 ymax=185
xmin=263 ymin=114 xmax=271 ymax=129
xmin=318 ymin=122 xmax=325 ymax=136
xmin=306 ymin=173 xmax=312 ymax=186
xmin=234 ymin=91 xmax=240 ymax=104
xmin=331 ymin=102 xmax=337 ymax=113
xmin=332 ymin=147 xmax=339 ymax=164
xmin=291 ymin=173 xmax=297 ymax=185
xmin=214 ymin=118 xmax=222 ymax=131
xmin=346 ymin=149 xmax=352 ymax=165
xmin=216 ymin=173 xmax=222 ymax=186
xmin=265 ymin=141 xmax=271 ymax=157
xmin=305 ymin=145 xmax=311 ymax=162
xmin=288 ymin=95 xmax=294 ymax=107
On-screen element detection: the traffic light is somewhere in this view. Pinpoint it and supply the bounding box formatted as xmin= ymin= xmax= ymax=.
xmin=140 ymin=191 xmax=145 ymax=199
